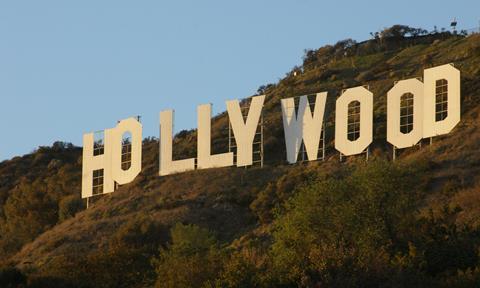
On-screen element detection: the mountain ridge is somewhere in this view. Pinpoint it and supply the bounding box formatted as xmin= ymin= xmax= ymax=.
xmin=2 ymin=26 xmax=480 ymax=287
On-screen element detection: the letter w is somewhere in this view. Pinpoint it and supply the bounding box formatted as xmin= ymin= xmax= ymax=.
xmin=281 ymin=92 xmax=327 ymax=164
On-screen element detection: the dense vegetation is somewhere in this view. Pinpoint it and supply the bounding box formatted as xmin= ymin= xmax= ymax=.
xmin=1 ymin=25 xmax=480 ymax=287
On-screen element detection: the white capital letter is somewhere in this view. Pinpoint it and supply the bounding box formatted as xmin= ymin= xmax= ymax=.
xmin=82 ymin=129 xmax=115 ymax=198
xmin=423 ymin=64 xmax=461 ymax=138
xmin=159 ymin=110 xmax=195 ymax=176
xmin=387 ymin=78 xmax=424 ymax=148
xmin=335 ymin=86 xmax=373 ymax=156
xmin=197 ymin=104 xmax=233 ymax=169
xmin=226 ymin=95 xmax=265 ymax=167
xmin=111 ymin=118 xmax=142 ymax=184
xmin=281 ymin=93 xmax=327 ymax=164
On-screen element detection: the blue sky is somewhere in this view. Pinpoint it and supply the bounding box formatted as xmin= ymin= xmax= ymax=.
xmin=0 ymin=0 xmax=479 ymax=160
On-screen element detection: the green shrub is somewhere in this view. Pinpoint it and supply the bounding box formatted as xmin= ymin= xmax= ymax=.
xmin=270 ymin=160 xmax=424 ymax=286
xmin=152 ymin=223 xmax=224 ymax=288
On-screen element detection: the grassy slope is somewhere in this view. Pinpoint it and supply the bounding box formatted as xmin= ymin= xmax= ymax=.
xmin=3 ymin=33 xmax=480 ymax=274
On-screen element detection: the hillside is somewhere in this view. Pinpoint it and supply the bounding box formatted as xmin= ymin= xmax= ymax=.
xmin=2 ymin=26 xmax=480 ymax=287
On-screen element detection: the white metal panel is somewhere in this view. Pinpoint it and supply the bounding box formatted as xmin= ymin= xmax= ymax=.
xmin=387 ymin=78 xmax=424 ymax=148
xmin=111 ymin=118 xmax=143 ymax=185
xmin=81 ymin=128 xmax=115 ymax=198
xmin=423 ymin=64 xmax=461 ymax=138
xmin=159 ymin=110 xmax=195 ymax=176
xmin=335 ymin=86 xmax=373 ymax=156
xmin=197 ymin=104 xmax=233 ymax=169
xmin=281 ymin=93 xmax=327 ymax=164
xmin=226 ymin=95 xmax=265 ymax=167
xmin=281 ymin=97 xmax=301 ymax=164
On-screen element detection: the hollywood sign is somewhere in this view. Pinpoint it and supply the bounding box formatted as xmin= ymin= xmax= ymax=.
xmin=82 ymin=64 xmax=460 ymax=199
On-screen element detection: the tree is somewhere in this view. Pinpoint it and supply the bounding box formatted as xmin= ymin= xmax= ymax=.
xmin=152 ymin=223 xmax=224 ymax=288
xmin=270 ymin=160 xmax=424 ymax=286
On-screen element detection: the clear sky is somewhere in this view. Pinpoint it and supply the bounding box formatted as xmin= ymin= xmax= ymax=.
xmin=0 ymin=0 xmax=479 ymax=160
